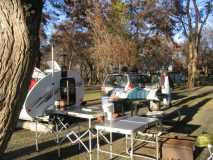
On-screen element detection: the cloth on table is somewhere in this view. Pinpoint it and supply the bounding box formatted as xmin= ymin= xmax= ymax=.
xmin=101 ymin=88 xmax=159 ymax=119
xmin=111 ymin=87 xmax=159 ymax=101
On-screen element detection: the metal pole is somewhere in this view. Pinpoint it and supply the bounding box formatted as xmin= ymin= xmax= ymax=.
xmin=56 ymin=119 xmax=61 ymax=158
xmin=51 ymin=44 xmax=55 ymax=109
xmin=89 ymin=118 xmax=92 ymax=160
xmin=130 ymin=134 xmax=134 ymax=160
xmin=97 ymin=129 xmax=100 ymax=160
xmin=126 ymin=134 xmax=128 ymax=154
xmin=110 ymin=120 xmax=112 ymax=159
xmin=78 ymin=123 xmax=81 ymax=151
xmin=35 ymin=119 xmax=39 ymax=152
xmin=51 ymin=44 xmax=54 ymax=77
xmin=156 ymin=134 xmax=159 ymax=160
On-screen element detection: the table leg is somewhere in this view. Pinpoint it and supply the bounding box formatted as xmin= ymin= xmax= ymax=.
xmin=110 ymin=131 xmax=113 ymax=159
xmin=97 ymin=130 xmax=100 ymax=160
xmin=89 ymin=118 xmax=92 ymax=160
xmin=207 ymin=145 xmax=213 ymax=160
xmin=35 ymin=120 xmax=39 ymax=152
xmin=130 ymin=134 xmax=134 ymax=160
xmin=56 ymin=119 xmax=61 ymax=158
xmin=156 ymin=134 xmax=159 ymax=160
xmin=125 ymin=134 xmax=128 ymax=154
xmin=78 ymin=123 xmax=81 ymax=151
xmin=207 ymin=154 xmax=213 ymax=160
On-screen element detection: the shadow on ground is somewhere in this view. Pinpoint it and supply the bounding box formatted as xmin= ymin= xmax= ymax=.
xmin=162 ymin=98 xmax=212 ymax=159
xmin=4 ymin=129 xmax=123 ymax=160
xmin=173 ymin=90 xmax=213 ymax=107
xmin=172 ymin=92 xmax=187 ymax=101
xmin=166 ymin=98 xmax=211 ymax=132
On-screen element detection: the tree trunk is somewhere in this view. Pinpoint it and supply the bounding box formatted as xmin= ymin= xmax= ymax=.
xmin=187 ymin=40 xmax=198 ymax=88
xmin=0 ymin=0 xmax=43 ymax=155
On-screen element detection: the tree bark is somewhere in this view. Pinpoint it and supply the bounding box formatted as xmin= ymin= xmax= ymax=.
xmin=187 ymin=40 xmax=198 ymax=88
xmin=0 ymin=0 xmax=42 ymax=155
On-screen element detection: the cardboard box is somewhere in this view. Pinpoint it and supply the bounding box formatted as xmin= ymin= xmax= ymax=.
xmin=162 ymin=138 xmax=194 ymax=160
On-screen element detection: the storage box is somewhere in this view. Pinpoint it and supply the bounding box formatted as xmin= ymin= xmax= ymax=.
xmin=162 ymin=138 xmax=194 ymax=160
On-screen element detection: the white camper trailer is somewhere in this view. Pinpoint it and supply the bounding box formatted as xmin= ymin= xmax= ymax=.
xmin=19 ymin=65 xmax=84 ymax=121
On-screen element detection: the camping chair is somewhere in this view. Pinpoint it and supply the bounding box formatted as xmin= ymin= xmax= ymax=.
xmin=34 ymin=112 xmax=69 ymax=152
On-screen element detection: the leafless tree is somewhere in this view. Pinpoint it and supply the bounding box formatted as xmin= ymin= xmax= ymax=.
xmin=171 ymin=0 xmax=212 ymax=87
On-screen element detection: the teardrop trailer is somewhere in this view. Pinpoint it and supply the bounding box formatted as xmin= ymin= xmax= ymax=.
xmin=19 ymin=62 xmax=84 ymax=123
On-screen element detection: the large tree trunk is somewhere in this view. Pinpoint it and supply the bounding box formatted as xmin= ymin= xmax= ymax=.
xmin=187 ymin=40 xmax=198 ymax=88
xmin=0 ymin=0 xmax=42 ymax=155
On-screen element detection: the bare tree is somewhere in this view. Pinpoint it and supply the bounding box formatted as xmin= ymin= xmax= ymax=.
xmin=0 ymin=0 xmax=42 ymax=154
xmin=140 ymin=35 xmax=174 ymax=72
xmin=89 ymin=3 xmax=138 ymax=77
xmin=199 ymin=26 xmax=213 ymax=75
xmin=172 ymin=0 xmax=212 ymax=88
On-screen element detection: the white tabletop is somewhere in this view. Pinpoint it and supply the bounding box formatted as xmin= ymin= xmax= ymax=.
xmin=95 ymin=116 xmax=159 ymax=135
xmin=121 ymin=116 xmax=159 ymax=127
xmin=54 ymin=106 xmax=103 ymax=119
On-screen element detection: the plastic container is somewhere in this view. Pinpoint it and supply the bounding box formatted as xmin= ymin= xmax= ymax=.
xmin=101 ymin=96 xmax=114 ymax=120
xmin=54 ymin=100 xmax=60 ymax=110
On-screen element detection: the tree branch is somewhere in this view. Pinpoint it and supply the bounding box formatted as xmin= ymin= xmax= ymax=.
xmin=192 ymin=0 xmax=200 ymax=35
xmin=198 ymin=1 xmax=212 ymax=37
xmin=179 ymin=16 xmax=189 ymax=37
xmin=197 ymin=1 xmax=212 ymax=53
xmin=186 ymin=0 xmax=192 ymax=38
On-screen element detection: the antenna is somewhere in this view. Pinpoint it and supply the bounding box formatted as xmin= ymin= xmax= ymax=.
xmin=51 ymin=44 xmax=54 ymax=77
xmin=51 ymin=44 xmax=55 ymax=109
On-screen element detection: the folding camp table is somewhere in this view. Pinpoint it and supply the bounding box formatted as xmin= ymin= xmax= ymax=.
xmin=54 ymin=106 xmax=103 ymax=160
xmin=95 ymin=116 xmax=161 ymax=160
xmin=34 ymin=115 xmax=57 ymax=152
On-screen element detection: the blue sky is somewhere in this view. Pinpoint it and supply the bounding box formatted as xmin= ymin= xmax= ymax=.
xmin=43 ymin=0 xmax=68 ymax=40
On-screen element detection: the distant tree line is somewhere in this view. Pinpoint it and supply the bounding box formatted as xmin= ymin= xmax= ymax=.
xmin=39 ymin=0 xmax=212 ymax=87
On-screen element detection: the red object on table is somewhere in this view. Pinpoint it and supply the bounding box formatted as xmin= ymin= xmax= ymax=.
xmin=29 ymin=79 xmax=37 ymax=90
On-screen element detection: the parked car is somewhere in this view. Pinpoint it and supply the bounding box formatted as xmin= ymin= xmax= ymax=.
xmin=101 ymin=73 xmax=158 ymax=95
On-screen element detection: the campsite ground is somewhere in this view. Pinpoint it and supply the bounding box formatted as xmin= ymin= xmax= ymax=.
xmin=4 ymin=86 xmax=213 ymax=160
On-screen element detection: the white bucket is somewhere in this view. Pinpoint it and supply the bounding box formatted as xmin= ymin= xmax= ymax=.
xmin=101 ymin=96 xmax=114 ymax=120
